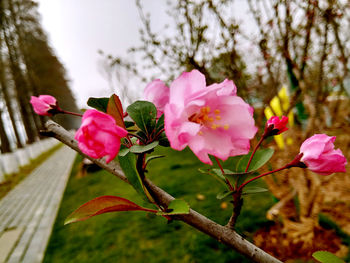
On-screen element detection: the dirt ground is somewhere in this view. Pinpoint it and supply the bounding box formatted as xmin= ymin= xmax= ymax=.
xmin=252 ymin=117 xmax=350 ymax=262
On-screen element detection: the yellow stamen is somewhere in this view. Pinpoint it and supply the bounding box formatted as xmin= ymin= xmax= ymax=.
xmin=205 ymin=106 xmax=211 ymax=113
xmin=215 ymin=116 xmax=221 ymax=120
xmin=214 ymin=109 xmax=220 ymax=115
xmin=202 ymin=115 xmax=209 ymax=121
xmin=211 ymin=124 xmax=217 ymax=130
xmin=208 ymin=117 xmax=214 ymax=122
xmin=198 ymin=131 xmax=203 ymax=135
xmin=223 ymin=124 xmax=229 ymax=130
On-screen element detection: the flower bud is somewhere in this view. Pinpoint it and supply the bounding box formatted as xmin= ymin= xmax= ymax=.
xmin=30 ymin=95 xmax=60 ymax=116
xmin=298 ymin=134 xmax=347 ymax=175
xmin=264 ymin=116 xmax=288 ymax=137
xmin=75 ymin=109 xmax=128 ymax=163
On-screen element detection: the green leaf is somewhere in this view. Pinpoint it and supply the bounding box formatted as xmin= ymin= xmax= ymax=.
xmin=126 ymin=101 xmax=157 ymax=137
xmin=145 ymin=155 xmax=165 ymax=167
xmin=312 ymin=251 xmax=345 ymax=263
xmin=107 ymin=94 xmax=125 ymax=129
xmin=129 ymin=141 xmax=159 ymax=153
xmin=158 ymin=132 xmax=170 ymax=147
xmin=212 ymin=168 xmax=233 ymax=180
xmin=157 ymin=199 xmax=190 ymax=215
xmin=243 ymin=187 xmax=269 ymax=195
xmin=198 ymin=168 xmax=227 ymax=187
xmin=87 ymin=97 xmax=109 ymax=112
xmin=155 ymin=114 xmax=165 ymax=133
xmin=118 ymin=152 xmax=153 ymax=202
xmin=236 ymin=148 xmax=274 ymax=172
xmin=235 ymin=173 xmax=251 ymax=188
xmin=118 ymin=147 xmax=130 ymax=157
xmin=216 ymin=190 xmax=234 ymax=200
xmin=64 ymin=196 xmax=157 ymax=225
xmin=125 ymin=121 xmax=136 ymax=129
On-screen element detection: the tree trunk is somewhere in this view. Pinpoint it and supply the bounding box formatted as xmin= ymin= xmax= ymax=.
xmin=0 ymin=109 xmax=11 ymax=153
xmin=7 ymin=0 xmax=44 ymax=133
xmin=2 ymin=12 xmax=38 ymax=143
xmin=0 ymin=31 xmax=23 ymax=148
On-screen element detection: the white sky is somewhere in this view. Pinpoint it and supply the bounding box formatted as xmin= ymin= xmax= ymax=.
xmin=35 ymin=0 xmax=170 ymax=108
xmin=35 ymin=1 xmax=256 ymax=108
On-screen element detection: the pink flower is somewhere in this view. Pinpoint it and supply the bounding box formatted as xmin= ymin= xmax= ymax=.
xmin=30 ymin=95 xmax=59 ymax=116
xmin=265 ymin=116 xmax=289 ymax=136
xmin=299 ymin=134 xmax=347 ymax=175
xmin=75 ymin=109 xmax=128 ymax=163
xmin=144 ymin=79 xmax=169 ymax=118
xmin=164 ymin=70 xmax=257 ymax=164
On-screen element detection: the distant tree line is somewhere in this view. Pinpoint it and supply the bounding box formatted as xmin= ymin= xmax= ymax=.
xmin=0 ymin=0 xmax=79 ymax=153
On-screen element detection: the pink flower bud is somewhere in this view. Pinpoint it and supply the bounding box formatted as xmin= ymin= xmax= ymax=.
xmin=265 ymin=116 xmax=289 ymax=136
xmin=144 ymin=79 xmax=169 ymax=118
xmin=30 ymin=95 xmax=59 ymax=116
xmin=299 ymin=134 xmax=347 ymax=175
xmin=75 ymin=109 xmax=128 ymax=163
xmin=164 ymin=70 xmax=257 ymax=164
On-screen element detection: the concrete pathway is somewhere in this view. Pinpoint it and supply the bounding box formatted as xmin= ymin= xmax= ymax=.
xmin=0 ymin=145 xmax=76 ymax=263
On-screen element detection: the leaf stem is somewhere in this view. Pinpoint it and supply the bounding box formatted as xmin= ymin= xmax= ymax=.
xmin=61 ymin=110 xmax=83 ymax=117
xmin=214 ymin=156 xmax=234 ymax=191
xmin=237 ymin=165 xmax=289 ymax=193
xmin=245 ymin=136 xmax=265 ymax=173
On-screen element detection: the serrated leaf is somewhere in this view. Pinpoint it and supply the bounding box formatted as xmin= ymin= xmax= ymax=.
xmin=64 ymin=196 xmax=157 ymax=225
xmin=145 ymin=155 xmax=165 ymax=166
xmin=216 ymin=190 xmax=235 ymax=200
xmin=243 ymin=187 xmax=269 ymax=195
xmin=118 ymin=152 xmax=154 ymax=202
xmin=126 ymin=101 xmax=157 ymax=137
xmin=107 ymin=94 xmax=125 ymax=129
xmin=87 ymin=97 xmax=109 ymax=112
xmin=129 ymin=141 xmax=159 ymax=153
xmin=157 ymin=199 xmax=190 ymax=215
xmin=236 ymin=148 xmax=274 ymax=172
xmin=312 ymin=251 xmax=345 ymax=263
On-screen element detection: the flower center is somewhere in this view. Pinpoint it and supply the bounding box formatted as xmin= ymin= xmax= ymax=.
xmin=188 ymin=106 xmax=229 ymax=131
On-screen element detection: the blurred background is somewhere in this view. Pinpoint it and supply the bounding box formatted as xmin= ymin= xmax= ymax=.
xmin=0 ymin=0 xmax=349 ymax=262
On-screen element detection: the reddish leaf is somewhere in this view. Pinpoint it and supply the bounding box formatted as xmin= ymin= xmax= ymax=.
xmin=64 ymin=195 xmax=157 ymax=225
xmin=107 ymin=94 xmax=126 ymax=128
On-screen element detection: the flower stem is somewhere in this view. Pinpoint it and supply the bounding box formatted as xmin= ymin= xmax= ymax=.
xmin=128 ymin=133 xmax=144 ymax=142
xmin=61 ymin=110 xmax=83 ymax=117
xmin=245 ymin=136 xmax=264 ymax=173
xmin=238 ymin=165 xmax=289 ymax=193
xmin=214 ymin=156 xmax=234 ymax=191
xmin=226 ymin=190 xmax=243 ymax=229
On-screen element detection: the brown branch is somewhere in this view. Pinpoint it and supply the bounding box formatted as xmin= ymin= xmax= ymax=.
xmin=44 ymin=120 xmax=282 ymax=263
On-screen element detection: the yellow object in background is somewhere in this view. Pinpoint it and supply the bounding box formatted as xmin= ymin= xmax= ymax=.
xmin=264 ymin=86 xmax=294 ymax=149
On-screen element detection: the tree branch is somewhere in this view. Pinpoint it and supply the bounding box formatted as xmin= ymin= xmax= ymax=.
xmin=43 ymin=120 xmax=282 ymax=263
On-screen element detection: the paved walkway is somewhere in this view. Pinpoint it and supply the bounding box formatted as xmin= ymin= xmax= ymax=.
xmin=0 ymin=145 xmax=76 ymax=263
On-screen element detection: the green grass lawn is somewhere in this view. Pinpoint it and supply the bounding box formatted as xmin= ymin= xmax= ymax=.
xmin=44 ymin=147 xmax=275 ymax=263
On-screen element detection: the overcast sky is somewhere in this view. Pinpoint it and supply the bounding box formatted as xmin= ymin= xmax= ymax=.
xmin=35 ymin=0 xmax=256 ymax=108
xmin=35 ymin=0 xmax=170 ymax=107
